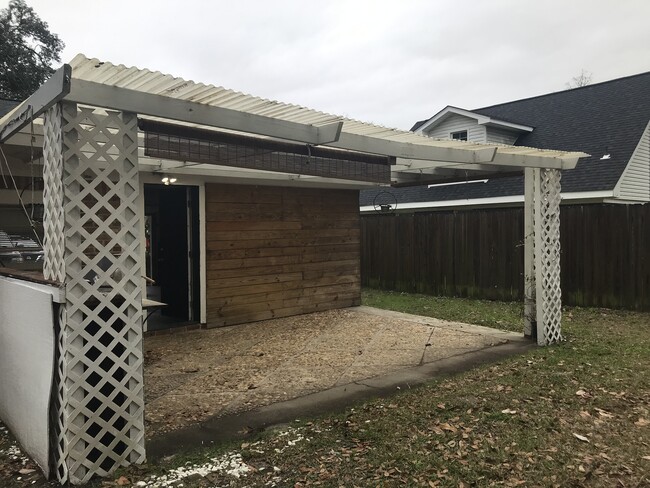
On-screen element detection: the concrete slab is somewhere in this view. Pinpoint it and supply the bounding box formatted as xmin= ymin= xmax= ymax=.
xmin=143 ymin=306 xmax=530 ymax=444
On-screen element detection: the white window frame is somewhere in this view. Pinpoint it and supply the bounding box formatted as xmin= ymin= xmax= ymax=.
xmin=450 ymin=130 xmax=469 ymax=141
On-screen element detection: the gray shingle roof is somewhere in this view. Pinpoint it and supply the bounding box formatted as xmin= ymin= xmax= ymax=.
xmin=362 ymin=71 xmax=650 ymax=207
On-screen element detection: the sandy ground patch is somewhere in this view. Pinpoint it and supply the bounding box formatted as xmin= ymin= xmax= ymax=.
xmin=144 ymin=306 xmax=517 ymax=437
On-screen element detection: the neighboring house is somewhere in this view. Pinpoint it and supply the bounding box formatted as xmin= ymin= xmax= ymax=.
xmin=361 ymin=71 xmax=650 ymax=211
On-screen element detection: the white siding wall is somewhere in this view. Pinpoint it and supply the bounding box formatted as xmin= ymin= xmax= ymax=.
xmin=486 ymin=126 xmax=519 ymax=145
xmin=424 ymin=114 xmax=486 ymax=142
xmin=615 ymin=121 xmax=650 ymax=202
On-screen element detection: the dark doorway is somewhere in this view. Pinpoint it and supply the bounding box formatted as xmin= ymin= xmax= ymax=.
xmin=144 ymin=184 xmax=200 ymax=329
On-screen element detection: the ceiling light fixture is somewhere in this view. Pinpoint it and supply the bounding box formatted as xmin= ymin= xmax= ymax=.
xmin=161 ymin=175 xmax=177 ymax=185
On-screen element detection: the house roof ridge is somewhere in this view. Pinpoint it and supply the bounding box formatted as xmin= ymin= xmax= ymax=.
xmin=473 ymin=70 xmax=650 ymax=111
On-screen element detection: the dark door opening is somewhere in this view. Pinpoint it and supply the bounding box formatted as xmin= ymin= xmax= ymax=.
xmin=144 ymin=184 xmax=200 ymax=330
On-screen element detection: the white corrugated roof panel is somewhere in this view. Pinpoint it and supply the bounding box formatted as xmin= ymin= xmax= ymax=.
xmin=66 ymin=54 xmax=586 ymax=166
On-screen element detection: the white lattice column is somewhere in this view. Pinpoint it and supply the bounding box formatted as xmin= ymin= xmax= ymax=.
xmin=523 ymin=168 xmax=536 ymax=338
xmin=42 ymin=101 xmax=145 ymax=484
xmin=534 ymin=168 xmax=563 ymax=345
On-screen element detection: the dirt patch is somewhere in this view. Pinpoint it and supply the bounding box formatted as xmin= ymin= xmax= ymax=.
xmin=144 ymin=307 xmax=517 ymax=437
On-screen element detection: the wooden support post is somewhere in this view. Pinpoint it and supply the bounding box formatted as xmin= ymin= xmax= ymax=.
xmin=43 ymin=102 xmax=146 ymax=484
xmin=533 ymin=168 xmax=563 ymax=345
xmin=524 ymin=168 xmax=536 ymax=339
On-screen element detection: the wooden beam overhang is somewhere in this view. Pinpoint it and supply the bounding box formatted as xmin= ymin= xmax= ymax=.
xmin=64 ymin=79 xmax=514 ymax=167
xmin=0 ymin=65 xmax=71 ymax=143
xmin=330 ymin=133 xmax=499 ymax=165
xmin=67 ymin=79 xmax=344 ymax=146
xmin=391 ymin=169 xmax=521 ymax=187
xmin=138 ymin=158 xmax=381 ymax=189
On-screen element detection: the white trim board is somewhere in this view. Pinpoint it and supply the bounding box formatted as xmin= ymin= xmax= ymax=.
xmin=360 ymin=190 xmax=617 ymax=213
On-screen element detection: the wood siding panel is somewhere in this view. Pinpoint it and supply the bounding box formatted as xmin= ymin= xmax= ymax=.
xmin=206 ymin=184 xmax=361 ymax=326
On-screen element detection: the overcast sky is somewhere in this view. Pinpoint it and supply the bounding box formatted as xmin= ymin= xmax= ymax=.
xmin=9 ymin=0 xmax=650 ymax=130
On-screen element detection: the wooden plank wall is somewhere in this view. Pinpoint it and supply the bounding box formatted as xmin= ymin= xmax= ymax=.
xmin=206 ymin=184 xmax=361 ymax=326
xmin=361 ymin=204 xmax=650 ymax=311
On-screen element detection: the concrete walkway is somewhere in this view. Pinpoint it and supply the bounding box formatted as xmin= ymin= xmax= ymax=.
xmin=144 ymin=306 xmax=527 ymax=443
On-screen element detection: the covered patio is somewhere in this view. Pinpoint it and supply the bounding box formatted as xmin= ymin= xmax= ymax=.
xmin=0 ymin=55 xmax=586 ymax=484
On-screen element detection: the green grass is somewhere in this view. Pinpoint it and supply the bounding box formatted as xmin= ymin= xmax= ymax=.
xmin=362 ymin=288 xmax=525 ymax=332
xmin=3 ymin=290 xmax=649 ymax=487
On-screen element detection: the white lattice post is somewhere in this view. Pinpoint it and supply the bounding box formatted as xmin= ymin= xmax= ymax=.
xmin=523 ymin=168 xmax=536 ymax=339
xmin=43 ymin=101 xmax=145 ymax=484
xmin=534 ymin=168 xmax=563 ymax=345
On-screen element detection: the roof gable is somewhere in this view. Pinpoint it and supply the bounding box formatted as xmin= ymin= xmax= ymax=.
xmin=414 ymin=105 xmax=534 ymax=135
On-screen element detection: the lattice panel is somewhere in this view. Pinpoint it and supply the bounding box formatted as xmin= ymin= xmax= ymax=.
xmin=46 ymin=102 xmax=145 ymax=484
xmin=535 ymin=169 xmax=563 ymax=345
xmin=42 ymin=104 xmax=66 ymax=283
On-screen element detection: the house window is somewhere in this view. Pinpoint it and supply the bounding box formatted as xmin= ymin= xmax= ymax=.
xmin=451 ymin=130 xmax=468 ymax=141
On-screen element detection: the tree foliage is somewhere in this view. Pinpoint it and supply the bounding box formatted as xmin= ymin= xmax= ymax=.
xmin=566 ymin=69 xmax=593 ymax=89
xmin=0 ymin=0 xmax=64 ymax=101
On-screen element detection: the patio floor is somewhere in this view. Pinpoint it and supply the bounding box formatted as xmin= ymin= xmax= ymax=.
xmin=143 ymin=306 xmax=522 ymax=438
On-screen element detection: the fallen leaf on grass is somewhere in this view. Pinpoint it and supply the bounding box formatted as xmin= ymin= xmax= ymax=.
xmin=440 ymin=423 xmax=457 ymax=433
xmin=501 ymin=409 xmax=517 ymax=415
xmin=575 ymin=389 xmax=590 ymax=398
xmin=573 ymin=433 xmax=590 ymax=443
xmin=642 ymin=455 xmax=650 ymax=461
xmin=595 ymin=408 xmax=614 ymax=419
xmin=635 ymin=418 xmax=649 ymax=427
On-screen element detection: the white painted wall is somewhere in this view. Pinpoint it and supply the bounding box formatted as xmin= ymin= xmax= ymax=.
xmin=0 ymin=276 xmax=61 ymax=477
xmin=615 ymin=120 xmax=650 ymax=202
xmin=423 ymin=114 xmax=486 ymax=142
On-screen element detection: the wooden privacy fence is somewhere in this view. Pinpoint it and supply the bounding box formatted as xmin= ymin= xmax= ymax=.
xmin=361 ymin=204 xmax=650 ymax=311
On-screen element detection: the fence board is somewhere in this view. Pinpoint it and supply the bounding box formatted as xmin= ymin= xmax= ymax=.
xmin=361 ymin=204 xmax=650 ymax=311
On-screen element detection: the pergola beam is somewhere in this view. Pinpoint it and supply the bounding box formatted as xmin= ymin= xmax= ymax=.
xmin=391 ymin=170 xmax=520 ymax=187
xmin=491 ymin=152 xmax=583 ymax=170
xmin=395 ymin=159 xmax=510 ymax=172
xmin=138 ymin=157 xmax=382 ymax=189
xmin=66 ymin=79 xmax=344 ymax=146
xmin=0 ymin=65 xmax=71 ymax=143
xmin=65 ymin=80 xmax=508 ymax=167
xmin=330 ymin=133 xmax=498 ymax=165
